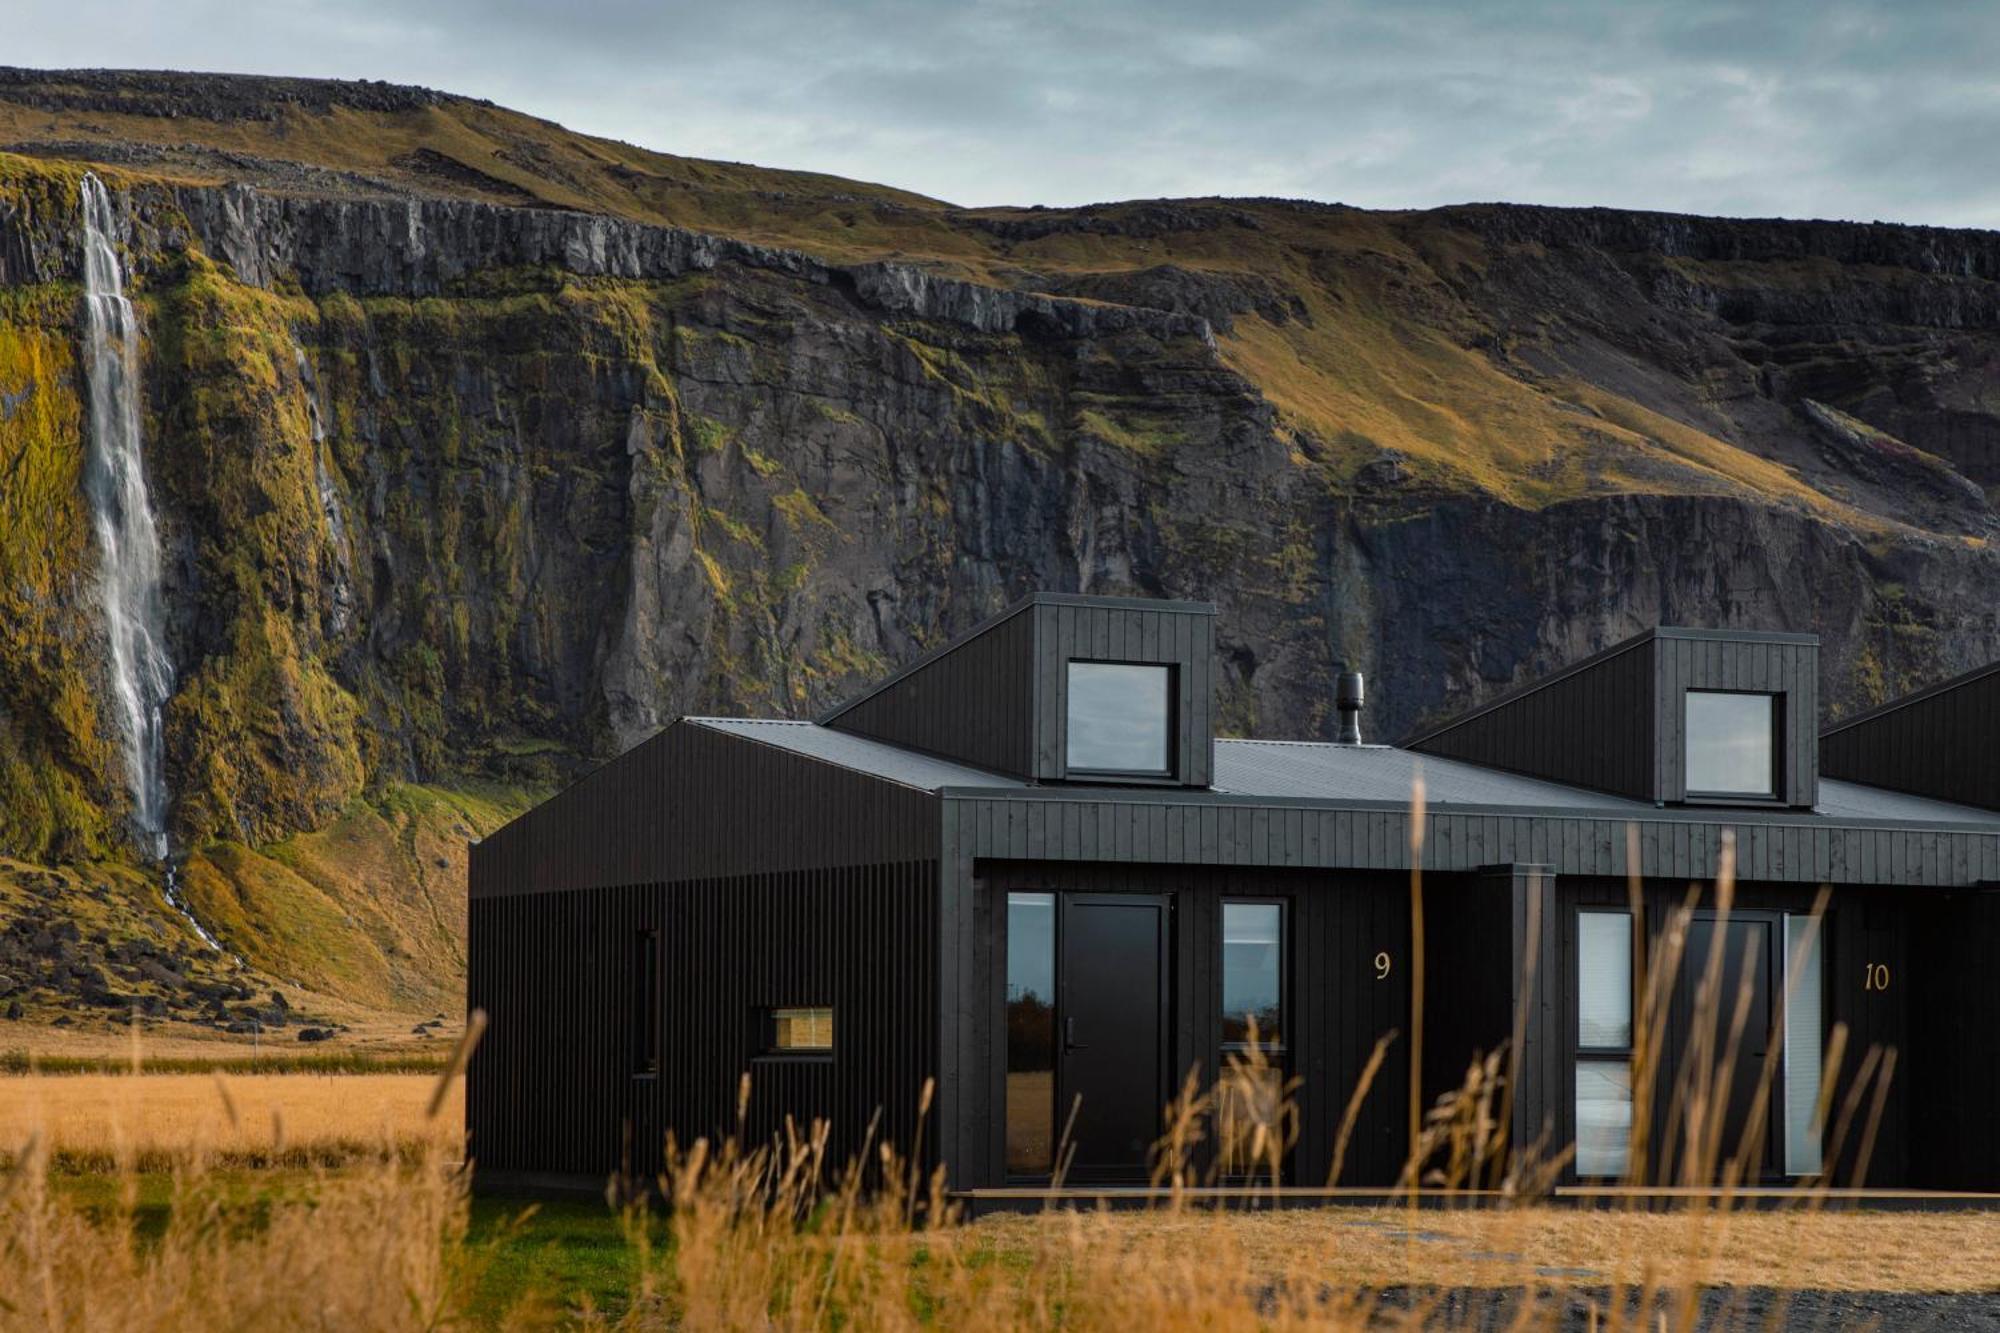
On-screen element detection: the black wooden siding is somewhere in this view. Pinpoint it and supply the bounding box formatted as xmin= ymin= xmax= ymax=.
xmin=936 ymin=791 xmax=2000 ymax=1188
xmin=1033 ymin=598 xmax=1216 ymax=788
xmin=822 ymin=601 xmax=1039 ymax=778
xmin=1823 ymin=662 xmax=2000 ymax=812
xmin=471 ymin=720 xmax=940 ymax=898
xmin=966 ymin=861 xmax=1411 ymax=1190
xmin=1654 ymin=631 xmax=1819 ymax=808
xmin=1553 ymin=878 xmax=1914 ymax=1187
xmin=1421 ymin=865 xmax=1560 ymax=1163
xmin=1909 ymin=888 xmax=2000 ymax=1189
xmin=940 ymin=792 xmax=2000 ymax=889
xmin=468 ymin=861 xmax=938 ymax=1189
xmin=1407 ymin=629 xmax=1820 ymax=808
xmin=1408 ymin=637 xmax=1656 ymax=802
xmin=818 ymin=593 xmax=1218 ymax=788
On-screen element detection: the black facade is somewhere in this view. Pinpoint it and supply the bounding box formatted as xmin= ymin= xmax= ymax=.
xmin=1406 ymin=627 xmax=1819 ymax=809
xmin=1823 ymin=660 xmax=2000 ymax=813
xmin=469 ymin=596 xmax=2000 ymax=1198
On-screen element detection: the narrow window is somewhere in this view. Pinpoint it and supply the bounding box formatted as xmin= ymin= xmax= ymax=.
xmin=1575 ymin=910 xmax=1634 ymax=1178
xmin=1220 ymin=902 xmax=1284 ymax=1050
xmin=634 ymin=929 xmax=660 ymax=1077
xmin=1782 ymin=913 xmax=1826 ymax=1176
xmin=1685 ymin=691 xmax=1779 ymax=798
xmin=1005 ymin=892 xmax=1056 ymax=1175
xmin=1219 ymin=901 xmax=1286 ymax=1175
xmin=1065 ymin=662 xmax=1173 ymax=776
xmin=767 ymin=1007 xmax=833 ymax=1054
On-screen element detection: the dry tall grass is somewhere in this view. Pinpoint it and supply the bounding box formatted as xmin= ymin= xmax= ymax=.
xmin=0 ymin=1073 xmax=459 ymax=1169
xmin=3 ymin=812 xmax=1995 ymax=1329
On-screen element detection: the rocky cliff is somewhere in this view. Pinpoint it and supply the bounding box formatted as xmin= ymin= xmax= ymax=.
xmin=1 ymin=70 xmax=1997 ymax=1012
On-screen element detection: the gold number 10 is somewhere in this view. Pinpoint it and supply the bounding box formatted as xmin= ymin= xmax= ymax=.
xmin=1864 ymin=962 xmax=1891 ymax=992
xmin=1374 ymin=951 xmax=1392 ymax=980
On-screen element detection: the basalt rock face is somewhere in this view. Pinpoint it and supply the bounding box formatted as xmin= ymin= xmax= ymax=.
xmin=2 ymin=145 xmax=2000 ymax=867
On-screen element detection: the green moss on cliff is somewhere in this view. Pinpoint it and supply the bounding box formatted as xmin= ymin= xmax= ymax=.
xmin=0 ymin=289 xmax=123 ymax=861
xmin=144 ymin=251 xmax=369 ymax=846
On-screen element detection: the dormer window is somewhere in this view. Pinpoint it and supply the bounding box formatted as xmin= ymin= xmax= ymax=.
xmin=1066 ymin=661 xmax=1173 ymax=777
xmin=1685 ymin=690 xmax=1779 ymax=799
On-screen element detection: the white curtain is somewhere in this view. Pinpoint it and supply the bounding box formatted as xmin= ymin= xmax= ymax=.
xmin=1577 ymin=912 xmax=1633 ymax=1048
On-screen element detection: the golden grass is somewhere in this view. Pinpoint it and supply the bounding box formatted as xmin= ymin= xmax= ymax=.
xmin=0 ymin=1073 xmax=459 ymax=1168
xmin=967 ymin=1205 xmax=2000 ymax=1294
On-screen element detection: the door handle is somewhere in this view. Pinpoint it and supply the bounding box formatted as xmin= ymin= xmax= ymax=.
xmin=1065 ymin=1016 xmax=1085 ymax=1052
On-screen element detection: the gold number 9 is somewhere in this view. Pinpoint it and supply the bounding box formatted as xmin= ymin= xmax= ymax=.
xmin=1374 ymin=951 xmax=1392 ymax=980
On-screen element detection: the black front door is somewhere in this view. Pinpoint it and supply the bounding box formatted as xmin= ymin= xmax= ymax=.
xmin=1672 ymin=915 xmax=1779 ymax=1180
xmin=1058 ymin=894 xmax=1168 ymax=1181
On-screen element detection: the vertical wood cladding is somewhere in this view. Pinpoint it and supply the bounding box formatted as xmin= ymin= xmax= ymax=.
xmin=1422 ymin=866 xmax=1560 ymax=1163
xmin=468 ymin=861 xmax=938 ymax=1189
xmin=1909 ymin=889 xmax=2000 ymax=1189
xmin=1407 ymin=629 xmax=1819 ymax=809
xmin=1553 ymin=878 xmax=1912 ymax=1187
xmin=960 ymin=862 xmax=1411 ymax=1191
xmin=822 ymin=601 xmax=1039 ymax=778
xmin=1823 ymin=662 xmax=2000 ymax=812
xmin=948 ymin=793 xmax=2000 ymax=888
xmin=820 ymin=593 xmax=1217 ymax=788
xmin=1034 ymin=598 xmax=1216 ymax=788
xmin=1408 ymin=636 xmax=1657 ymax=801
xmin=1654 ymin=630 xmax=1819 ymax=809
xmin=470 ymin=720 xmax=939 ymax=899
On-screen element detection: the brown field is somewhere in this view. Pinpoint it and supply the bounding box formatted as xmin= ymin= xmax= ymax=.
xmin=1 ymin=1067 xmax=1996 ymax=1328
xmin=1 ymin=1072 xmax=460 ymax=1166
xmin=967 ymin=1205 xmax=2000 ymax=1295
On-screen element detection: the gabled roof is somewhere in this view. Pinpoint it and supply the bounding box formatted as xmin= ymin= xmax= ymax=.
xmin=688 ymin=716 xmax=2000 ymax=830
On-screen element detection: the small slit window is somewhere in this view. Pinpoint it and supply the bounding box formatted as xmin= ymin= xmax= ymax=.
xmin=633 ymin=929 xmax=660 ymax=1077
xmin=1685 ymin=690 xmax=1779 ymax=799
xmin=766 ymin=1006 xmax=834 ymax=1055
xmin=1065 ymin=662 xmax=1173 ymax=776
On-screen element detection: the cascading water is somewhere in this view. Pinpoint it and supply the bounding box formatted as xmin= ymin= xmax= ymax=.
xmin=78 ymin=173 xmax=222 ymax=954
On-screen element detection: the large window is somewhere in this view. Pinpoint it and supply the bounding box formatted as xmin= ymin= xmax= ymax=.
xmin=1006 ymin=892 xmax=1057 ymax=1175
xmin=1782 ymin=913 xmax=1826 ymax=1176
xmin=1685 ymin=691 xmax=1778 ymax=798
xmin=1575 ymin=910 xmax=1634 ymax=1178
xmin=1065 ymin=662 xmax=1173 ymax=775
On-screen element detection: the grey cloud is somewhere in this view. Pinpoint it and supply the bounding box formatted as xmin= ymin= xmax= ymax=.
xmin=9 ymin=0 xmax=1999 ymax=225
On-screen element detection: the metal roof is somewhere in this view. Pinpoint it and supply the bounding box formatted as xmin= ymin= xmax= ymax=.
xmin=686 ymin=718 xmax=1027 ymax=792
xmin=1813 ymin=778 xmax=2000 ymax=825
xmin=1210 ymin=739 xmax=1651 ymax=809
xmin=687 ymin=717 xmax=2000 ymax=831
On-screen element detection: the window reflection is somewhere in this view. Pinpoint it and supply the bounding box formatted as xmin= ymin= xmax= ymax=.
xmin=1575 ymin=909 xmax=1633 ymax=1178
xmin=1066 ymin=662 xmax=1172 ymax=774
xmin=1221 ymin=902 xmax=1283 ymax=1049
xmin=1006 ymin=893 xmax=1056 ymax=1174
xmin=1685 ymin=691 xmax=1777 ymax=797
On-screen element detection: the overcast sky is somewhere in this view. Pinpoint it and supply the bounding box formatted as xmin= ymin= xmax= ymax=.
xmin=12 ymin=1 xmax=2000 ymax=226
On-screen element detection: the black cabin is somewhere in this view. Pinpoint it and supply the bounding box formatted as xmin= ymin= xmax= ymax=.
xmin=467 ymin=594 xmax=2000 ymax=1197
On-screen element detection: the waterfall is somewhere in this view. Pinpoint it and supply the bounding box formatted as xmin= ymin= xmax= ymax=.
xmin=80 ymin=173 xmax=175 ymax=859
xmin=78 ymin=174 xmax=223 ymax=955
xmin=295 ymin=341 xmax=356 ymax=637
